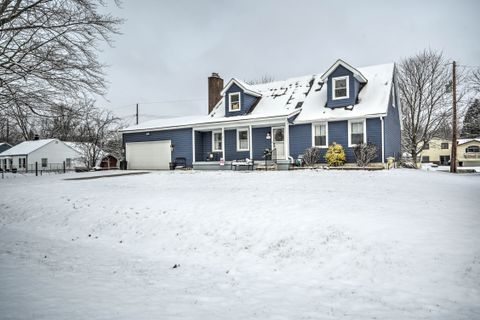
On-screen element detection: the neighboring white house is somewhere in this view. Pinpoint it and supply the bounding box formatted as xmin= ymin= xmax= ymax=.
xmin=0 ymin=139 xmax=81 ymax=172
xmin=64 ymin=142 xmax=119 ymax=170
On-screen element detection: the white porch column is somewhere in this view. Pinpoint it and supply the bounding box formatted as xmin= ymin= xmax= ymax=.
xmin=284 ymin=120 xmax=290 ymax=160
xmin=221 ymin=127 xmax=225 ymax=160
xmin=380 ymin=117 xmax=385 ymax=164
xmin=192 ymin=129 xmax=196 ymax=163
xmin=249 ymin=125 xmax=253 ymax=159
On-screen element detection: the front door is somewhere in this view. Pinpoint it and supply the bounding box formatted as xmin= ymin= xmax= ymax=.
xmin=272 ymin=127 xmax=285 ymax=160
xmin=440 ymin=155 xmax=450 ymax=165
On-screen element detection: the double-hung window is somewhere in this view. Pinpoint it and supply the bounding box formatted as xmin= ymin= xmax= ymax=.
xmin=313 ymin=123 xmax=327 ymax=147
xmin=229 ymin=92 xmax=241 ymax=112
xmin=237 ymin=129 xmax=249 ymax=151
xmin=349 ymin=119 xmax=365 ymax=146
xmin=212 ymin=131 xmax=223 ymax=152
xmin=441 ymin=143 xmax=449 ymax=149
xmin=41 ymin=158 xmax=48 ymax=168
xmin=332 ymin=76 xmax=349 ymax=100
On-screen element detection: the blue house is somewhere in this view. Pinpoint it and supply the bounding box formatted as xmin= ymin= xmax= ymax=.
xmin=121 ymin=59 xmax=401 ymax=170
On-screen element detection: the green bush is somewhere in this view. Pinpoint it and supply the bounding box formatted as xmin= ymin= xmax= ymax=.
xmin=324 ymin=142 xmax=346 ymax=166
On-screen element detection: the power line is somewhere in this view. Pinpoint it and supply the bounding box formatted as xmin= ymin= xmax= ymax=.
xmin=138 ymin=98 xmax=206 ymax=105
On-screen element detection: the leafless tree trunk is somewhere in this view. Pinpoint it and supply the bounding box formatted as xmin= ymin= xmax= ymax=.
xmin=397 ymin=50 xmax=466 ymax=167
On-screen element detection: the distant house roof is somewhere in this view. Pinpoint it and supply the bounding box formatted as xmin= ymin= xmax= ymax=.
xmin=458 ymin=138 xmax=480 ymax=145
xmin=122 ymin=62 xmax=394 ymax=132
xmin=0 ymin=139 xmax=57 ymax=156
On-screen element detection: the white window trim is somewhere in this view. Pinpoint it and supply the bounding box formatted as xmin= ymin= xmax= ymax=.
xmin=236 ymin=128 xmax=249 ymax=152
xmin=332 ymin=76 xmax=349 ymax=100
xmin=212 ymin=130 xmax=222 ymax=152
xmin=228 ymin=92 xmax=241 ymax=112
xmin=311 ymin=122 xmax=328 ymax=148
xmin=348 ymin=119 xmax=367 ymax=147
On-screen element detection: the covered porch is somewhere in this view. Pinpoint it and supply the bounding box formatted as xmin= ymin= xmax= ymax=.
xmin=192 ymin=119 xmax=291 ymax=170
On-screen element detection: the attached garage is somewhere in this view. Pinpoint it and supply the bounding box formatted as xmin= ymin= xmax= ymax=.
xmin=126 ymin=141 xmax=171 ymax=170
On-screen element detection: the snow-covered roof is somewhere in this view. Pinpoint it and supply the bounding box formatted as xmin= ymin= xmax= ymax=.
xmin=457 ymin=138 xmax=480 ymax=145
xmin=122 ymin=62 xmax=395 ymax=132
xmin=0 ymin=139 xmax=57 ymax=156
xmin=0 ymin=142 xmax=12 ymax=147
xmin=320 ymin=59 xmax=368 ymax=83
xmin=296 ymin=63 xmax=394 ymax=123
xmin=220 ymin=78 xmax=262 ymax=97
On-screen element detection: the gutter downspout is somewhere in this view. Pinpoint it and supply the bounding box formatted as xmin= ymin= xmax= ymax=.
xmin=380 ymin=116 xmax=385 ymax=164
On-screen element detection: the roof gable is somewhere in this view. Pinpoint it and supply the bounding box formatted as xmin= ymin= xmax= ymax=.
xmin=220 ymin=78 xmax=262 ymax=97
xmin=320 ymin=59 xmax=368 ymax=83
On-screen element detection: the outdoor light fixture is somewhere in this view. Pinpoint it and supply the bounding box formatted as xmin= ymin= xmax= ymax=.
xmin=266 ymin=132 xmax=271 ymax=140
xmin=145 ymin=132 xmax=150 ymax=136
xmin=170 ymin=144 xmax=175 ymax=152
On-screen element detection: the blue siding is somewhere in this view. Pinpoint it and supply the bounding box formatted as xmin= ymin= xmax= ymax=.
xmin=328 ymin=120 xmax=352 ymax=162
xmin=252 ymin=127 xmax=271 ymax=160
xmin=328 ymin=119 xmax=384 ymax=163
xmin=224 ymin=129 xmax=249 ymax=161
xmin=289 ymin=124 xmax=312 ymax=159
xmin=195 ymin=131 xmax=205 ymax=161
xmin=384 ymin=85 xmax=402 ymax=160
xmin=199 ymin=131 xmax=213 ymax=161
xmin=366 ymin=118 xmax=383 ymax=162
xmin=123 ymin=128 xmax=193 ymax=166
xmin=225 ymin=83 xmax=259 ymax=117
xmin=326 ymin=65 xmax=360 ymax=108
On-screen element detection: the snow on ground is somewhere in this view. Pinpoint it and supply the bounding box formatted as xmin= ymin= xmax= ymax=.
xmin=0 ymin=169 xmax=479 ymax=319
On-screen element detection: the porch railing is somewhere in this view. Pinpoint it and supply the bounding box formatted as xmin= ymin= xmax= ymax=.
xmin=463 ymin=153 xmax=480 ymax=159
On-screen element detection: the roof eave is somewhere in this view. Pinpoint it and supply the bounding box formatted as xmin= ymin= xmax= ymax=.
xmin=320 ymin=59 xmax=368 ymax=83
xmin=220 ymin=78 xmax=262 ymax=97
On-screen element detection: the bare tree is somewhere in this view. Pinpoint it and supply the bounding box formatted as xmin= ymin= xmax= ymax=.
xmin=246 ymin=75 xmax=275 ymax=85
xmin=0 ymin=0 xmax=122 ymax=115
xmin=470 ymin=68 xmax=480 ymax=94
xmin=76 ymin=100 xmax=120 ymax=169
xmin=397 ymin=50 xmax=466 ymax=167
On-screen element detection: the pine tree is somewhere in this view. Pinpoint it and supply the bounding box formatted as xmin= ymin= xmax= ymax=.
xmin=461 ymin=99 xmax=480 ymax=138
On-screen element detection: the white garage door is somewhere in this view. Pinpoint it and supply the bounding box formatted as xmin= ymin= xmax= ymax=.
xmin=126 ymin=141 xmax=172 ymax=170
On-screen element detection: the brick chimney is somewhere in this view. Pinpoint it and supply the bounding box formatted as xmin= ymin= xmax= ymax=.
xmin=208 ymin=72 xmax=223 ymax=114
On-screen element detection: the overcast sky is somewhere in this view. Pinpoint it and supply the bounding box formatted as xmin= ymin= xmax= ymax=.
xmin=99 ymin=0 xmax=480 ymax=124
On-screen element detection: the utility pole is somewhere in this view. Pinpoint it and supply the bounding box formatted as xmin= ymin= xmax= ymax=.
xmin=136 ymin=103 xmax=139 ymax=125
xmin=450 ymin=61 xmax=458 ymax=173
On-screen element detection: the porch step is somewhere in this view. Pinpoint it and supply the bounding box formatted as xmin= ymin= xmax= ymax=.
xmin=255 ymin=162 xmax=278 ymax=170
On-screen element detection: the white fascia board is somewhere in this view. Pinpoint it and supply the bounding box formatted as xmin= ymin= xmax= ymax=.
xmin=122 ymin=110 xmax=301 ymax=133
xmin=293 ymin=113 xmax=387 ymax=125
xmin=220 ymin=78 xmax=262 ymax=97
xmin=121 ymin=124 xmax=195 ymax=134
xmin=320 ymin=59 xmax=368 ymax=83
xmin=193 ymin=115 xmax=290 ymax=131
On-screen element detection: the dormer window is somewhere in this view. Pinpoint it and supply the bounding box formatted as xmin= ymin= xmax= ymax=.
xmin=229 ymin=92 xmax=241 ymax=112
xmin=332 ymin=76 xmax=349 ymax=100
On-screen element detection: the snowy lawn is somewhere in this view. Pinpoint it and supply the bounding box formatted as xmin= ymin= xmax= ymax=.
xmin=0 ymin=169 xmax=479 ymax=319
